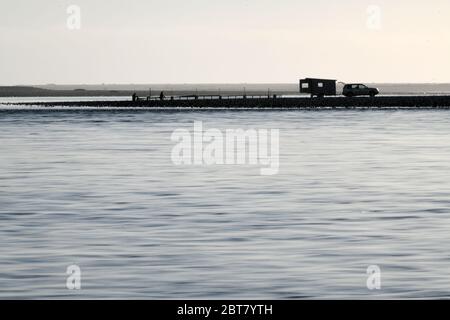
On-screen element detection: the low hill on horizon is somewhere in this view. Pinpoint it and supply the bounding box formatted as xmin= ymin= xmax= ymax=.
xmin=3 ymin=83 xmax=450 ymax=97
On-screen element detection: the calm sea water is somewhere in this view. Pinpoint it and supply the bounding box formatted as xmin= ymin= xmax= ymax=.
xmin=1 ymin=104 xmax=450 ymax=299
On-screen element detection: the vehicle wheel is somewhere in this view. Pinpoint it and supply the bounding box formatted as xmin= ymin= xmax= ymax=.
xmin=346 ymin=93 xmax=353 ymax=98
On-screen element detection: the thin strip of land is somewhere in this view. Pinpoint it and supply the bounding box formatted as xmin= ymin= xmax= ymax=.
xmin=12 ymin=95 xmax=450 ymax=109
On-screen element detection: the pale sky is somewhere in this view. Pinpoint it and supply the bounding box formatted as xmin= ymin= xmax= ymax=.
xmin=1 ymin=0 xmax=450 ymax=85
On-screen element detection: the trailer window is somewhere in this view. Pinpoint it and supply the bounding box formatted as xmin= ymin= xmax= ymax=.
xmin=318 ymin=82 xmax=324 ymax=88
xmin=301 ymin=83 xmax=309 ymax=89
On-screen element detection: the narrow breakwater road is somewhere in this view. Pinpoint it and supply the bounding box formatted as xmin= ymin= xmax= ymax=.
xmin=11 ymin=95 xmax=450 ymax=109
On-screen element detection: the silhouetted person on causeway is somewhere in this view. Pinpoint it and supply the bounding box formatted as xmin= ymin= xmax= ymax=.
xmin=160 ymin=91 xmax=165 ymax=101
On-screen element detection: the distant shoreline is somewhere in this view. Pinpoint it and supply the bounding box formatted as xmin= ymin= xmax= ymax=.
xmin=3 ymin=83 xmax=450 ymax=98
xmin=0 ymin=84 xmax=297 ymax=98
xmin=0 ymin=86 xmax=295 ymax=98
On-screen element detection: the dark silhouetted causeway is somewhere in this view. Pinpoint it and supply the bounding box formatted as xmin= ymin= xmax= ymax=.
xmin=13 ymin=95 xmax=450 ymax=109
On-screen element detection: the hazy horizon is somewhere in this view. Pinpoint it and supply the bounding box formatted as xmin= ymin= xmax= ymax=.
xmin=5 ymin=83 xmax=450 ymax=98
xmin=8 ymin=82 xmax=450 ymax=89
xmin=1 ymin=0 xmax=450 ymax=84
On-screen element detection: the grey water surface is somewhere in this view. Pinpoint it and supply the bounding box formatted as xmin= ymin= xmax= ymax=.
xmin=1 ymin=105 xmax=450 ymax=299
